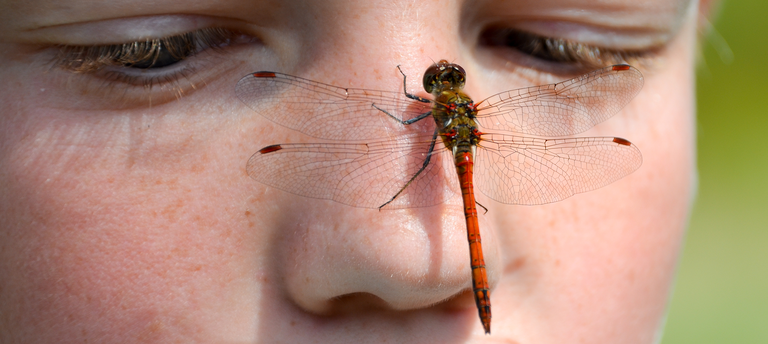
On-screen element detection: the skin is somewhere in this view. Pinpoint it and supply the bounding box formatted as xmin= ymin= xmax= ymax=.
xmin=0 ymin=0 xmax=703 ymax=342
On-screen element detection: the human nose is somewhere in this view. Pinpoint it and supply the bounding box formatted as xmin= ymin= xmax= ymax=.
xmin=247 ymin=0 xmax=501 ymax=329
xmin=277 ymin=201 xmax=499 ymax=316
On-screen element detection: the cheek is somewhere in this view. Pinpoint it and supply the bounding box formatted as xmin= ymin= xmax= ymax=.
xmin=0 ymin=103 xmax=262 ymax=341
xmin=570 ymin=26 xmax=698 ymax=311
xmin=490 ymin=33 xmax=696 ymax=342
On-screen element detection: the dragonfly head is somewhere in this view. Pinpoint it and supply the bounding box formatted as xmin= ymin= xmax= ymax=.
xmin=423 ymin=59 xmax=466 ymax=94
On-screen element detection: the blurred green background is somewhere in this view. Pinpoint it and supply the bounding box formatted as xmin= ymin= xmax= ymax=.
xmin=660 ymin=0 xmax=768 ymax=343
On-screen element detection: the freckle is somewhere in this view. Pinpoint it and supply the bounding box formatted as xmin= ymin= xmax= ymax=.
xmin=138 ymin=320 xmax=165 ymax=340
xmin=245 ymin=210 xmax=252 ymax=217
xmin=504 ymin=257 xmax=526 ymax=274
xmin=290 ymin=320 xmax=297 ymax=327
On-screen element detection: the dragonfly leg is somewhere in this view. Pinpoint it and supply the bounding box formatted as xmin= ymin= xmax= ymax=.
xmin=372 ymin=104 xmax=432 ymax=125
xmin=396 ymin=65 xmax=431 ymax=103
xmin=476 ymin=201 xmax=488 ymax=215
xmin=378 ymin=128 xmax=440 ymax=210
xmin=370 ymin=65 xmax=433 ymax=125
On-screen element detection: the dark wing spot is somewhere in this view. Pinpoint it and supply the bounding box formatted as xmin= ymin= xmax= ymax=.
xmin=253 ymin=72 xmax=277 ymax=78
xmin=612 ymin=137 xmax=632 ymax=146
xmin=259 ymin=145 xmax=283 ymax=154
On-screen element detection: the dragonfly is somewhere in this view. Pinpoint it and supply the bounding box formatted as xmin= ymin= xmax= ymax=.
xmin=236 ymin=60 xmax=643 ymax=334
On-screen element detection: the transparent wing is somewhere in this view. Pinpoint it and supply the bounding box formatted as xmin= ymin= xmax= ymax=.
xmin=246 ymin=134 xmax=459 ymax=209
xmin=235 ymin=72 xmax=434 ymax=141
xmin=475 ymin=133 xmax=642 ymax=205
xmin=475 ymin=65 xmax=643 ymax=137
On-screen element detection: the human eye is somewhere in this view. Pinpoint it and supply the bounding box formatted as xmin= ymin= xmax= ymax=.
xmin=466 ymin=0 xmax=687 ymax=78
xmin=479 ymin=27 xmax=658 ymax=74
xmin=39 ymin=24 xmax=259 ymax=109
xmin=55 ymin=27 xmax=244 ymax=73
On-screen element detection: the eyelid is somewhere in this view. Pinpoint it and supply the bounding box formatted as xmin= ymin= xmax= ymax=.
xmin=41 ymin=26 xmax=258 ymax=109
xmin=477 ymin=27 xmax=663 ymax=76
xmin=54 ymin=27 xmax=247 ymax=72
xmin=23 ymin=15 xmax=229 ymax=45
xmin=514 ymin=21 xmax=672 ymax=50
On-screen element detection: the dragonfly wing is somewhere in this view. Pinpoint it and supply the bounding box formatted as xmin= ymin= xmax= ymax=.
xmin=246 ymin=134 xmax=458 ymax=209
xmin=235 ymin=72 xmax=434 ymax=140
xmin=475 ymin=65 xmax=643 ymax=137
xmin=474 ymin=133 xmax=642 ymax=205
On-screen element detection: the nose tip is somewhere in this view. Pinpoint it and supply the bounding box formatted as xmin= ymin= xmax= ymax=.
xmin=278 ymin=207 xmax=492 ymax=317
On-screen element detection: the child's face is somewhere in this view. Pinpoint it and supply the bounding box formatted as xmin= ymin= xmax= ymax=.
xmin=0 ymin=0 xmax=698 ymax=342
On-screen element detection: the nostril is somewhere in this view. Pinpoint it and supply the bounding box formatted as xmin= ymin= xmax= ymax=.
xmin=326 ymin=292 xmax=392 ymax=314
xmin=324 ymin=288 xmax=481 ymax=317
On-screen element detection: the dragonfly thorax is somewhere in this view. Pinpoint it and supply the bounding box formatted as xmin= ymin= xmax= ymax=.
xmin=432 ymin=89 xmax=479 ymax=130
xmin=447 ymin=100 xmax=477 ymax=118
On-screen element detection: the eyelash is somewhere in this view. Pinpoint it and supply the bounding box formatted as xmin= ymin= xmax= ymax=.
xmin=480 ymin=28 xmax=655 ymax=71
xmin=53 ymin=27 xmax=245 ymax=86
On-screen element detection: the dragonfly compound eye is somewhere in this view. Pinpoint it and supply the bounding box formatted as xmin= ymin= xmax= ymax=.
xmin=422 ymin=63 xmax=443 ymax=94
xmin=423 ymin=60 xmax=466 ymax=94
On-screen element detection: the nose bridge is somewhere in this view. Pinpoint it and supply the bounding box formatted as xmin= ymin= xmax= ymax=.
xmin=297 ymin=1 xmax=464 ymax=79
